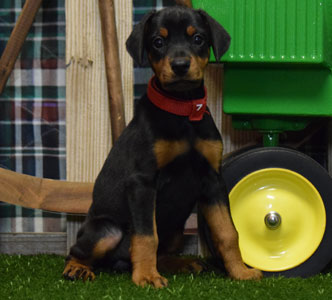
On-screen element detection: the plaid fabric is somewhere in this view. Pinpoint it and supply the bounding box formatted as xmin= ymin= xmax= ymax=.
xmin=0 ymin=0 xmax=66 ymax=233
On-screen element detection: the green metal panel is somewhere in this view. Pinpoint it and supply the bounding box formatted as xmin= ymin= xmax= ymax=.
xmin=324 ymin=0 xmax=332 ymax=68
xmin=192 ymin=0 xmax=332 ymax=135
xmin=223 ymin=68 xmax=332 ymax=116
xmin=192 ymin=0 xmax=332 ymax=68
xmin=231 ymin=116 xmax=310 ymax=131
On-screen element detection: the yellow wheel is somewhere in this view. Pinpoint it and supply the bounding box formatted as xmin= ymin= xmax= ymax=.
xmin=200 ymin=147 xmax=332 ymax=277
xmin=229 ymin=168 xmax=326 ymax=272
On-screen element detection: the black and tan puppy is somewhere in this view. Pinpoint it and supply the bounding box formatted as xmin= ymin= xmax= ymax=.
xmin=63 ymin=6 xmax=262 ymax=288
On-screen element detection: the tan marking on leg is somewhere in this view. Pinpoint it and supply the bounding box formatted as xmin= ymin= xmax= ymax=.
xmin=92 ymin=231 xmax=122 ymax=259
xmin=201 ymin=204 xmax=263 ymax=280
xmin=130 ymin=208 xmax=168 ymax=288
xmin=63 ymin=257 xmax=95 ymax=281
xmin=154 ymin=139 xmax=190 ymax=169
xmin=186 ymin=25 xmax=196 ymax=36
xmin=195 ymin=139 xmax=223 ymax=172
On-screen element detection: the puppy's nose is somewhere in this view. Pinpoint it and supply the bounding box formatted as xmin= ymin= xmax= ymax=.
xmin=170 ymin=58 xmax=190 ymax=76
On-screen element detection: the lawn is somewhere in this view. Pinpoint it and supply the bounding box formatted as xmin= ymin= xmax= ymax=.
xmin=1 ymin=254 xmax=332 ymax=299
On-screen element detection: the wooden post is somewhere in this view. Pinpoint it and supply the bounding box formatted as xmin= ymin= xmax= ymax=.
xmin=0 ymin=0 xmax=42 ymax=94
xmin=175 ymin=0 xmax=193 ymax=8
xmin=99 ymin=0 xmax=126 ymax=142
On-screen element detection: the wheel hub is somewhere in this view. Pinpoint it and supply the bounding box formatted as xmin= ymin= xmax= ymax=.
xmin=264 ymin=211 xmax=281 ymax=230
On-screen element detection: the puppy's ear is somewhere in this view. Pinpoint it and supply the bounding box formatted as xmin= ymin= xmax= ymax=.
xmin=126 ymin=10 xmax=156 ymax=67
xmin=198 ymin=10 xmax=231 ymax=62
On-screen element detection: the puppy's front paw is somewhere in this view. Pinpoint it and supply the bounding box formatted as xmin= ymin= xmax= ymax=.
xmin=63 ymin=258 xmax=95 ymax=282
xmin=230 ymin=267 xmax=263 ymax=281
xmin=132 ymin=271 xmax=168 ymax=288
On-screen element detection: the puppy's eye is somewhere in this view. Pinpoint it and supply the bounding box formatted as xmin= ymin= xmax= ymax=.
xmin=153 ymin=37 xmax=164 ymax=48
xmin=193 ymin=34 xmax=204 ymax=46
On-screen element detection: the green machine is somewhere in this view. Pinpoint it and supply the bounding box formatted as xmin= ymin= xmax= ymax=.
xmin=193 ymin=0 xmax=332 ymax=277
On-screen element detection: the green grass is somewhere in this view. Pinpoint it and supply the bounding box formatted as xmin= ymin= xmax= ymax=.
xmin=1 ymin=254 xmax=332 ymax=300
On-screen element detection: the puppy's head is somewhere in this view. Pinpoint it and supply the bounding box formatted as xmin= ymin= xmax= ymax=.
xmin=126 ymin=7 xmax=231 ymax=92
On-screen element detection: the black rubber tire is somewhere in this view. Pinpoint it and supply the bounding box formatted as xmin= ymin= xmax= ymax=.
xmin=201 ymin=147 xmax=332 ymax=278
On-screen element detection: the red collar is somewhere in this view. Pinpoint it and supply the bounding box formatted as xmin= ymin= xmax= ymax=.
xmin=147 ymin=77 xmax=208 ymax=121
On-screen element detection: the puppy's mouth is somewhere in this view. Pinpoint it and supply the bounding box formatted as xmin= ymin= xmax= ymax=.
xmin=161 ymin=78 xmax=202 ymax=92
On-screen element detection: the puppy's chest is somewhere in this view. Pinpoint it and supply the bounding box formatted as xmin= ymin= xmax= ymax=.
xmin=153 ymin=137 xmax=223 ymax=172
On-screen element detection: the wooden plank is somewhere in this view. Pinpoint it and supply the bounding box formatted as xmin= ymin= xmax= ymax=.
xmin=66 ymin=215 xmax=86 ymax=253
xmin=183 ymin=234 xmax=198 ymax=255
xmin=65 ymin=0 xmax=133 ymax=183
xmin=204 ymin=64 xmax=259 ymax=155
xmin=0 ymin=232 xmax=196 ymax=256
xmin=65 ymin=0 xmax=133 ymax=252
xmin=0 ymin=167 xmax=92 ymax=214
xmin=0 ymin=233 xmax=66 ymax=255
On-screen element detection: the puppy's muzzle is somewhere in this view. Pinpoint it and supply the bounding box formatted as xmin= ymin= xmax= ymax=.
xmin=170 ymin=57 xmax=191 ymax=76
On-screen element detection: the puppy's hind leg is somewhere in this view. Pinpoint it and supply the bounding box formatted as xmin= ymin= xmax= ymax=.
xmin=200 ymin=204 xmax=262 ymax=280
xmin=157 ymin=230 xmax=207 ymax=274
xmin=63 ymin=217 xmax=123 ymax=281
xmin=199 ymin=173 xmax=263 ymax=280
